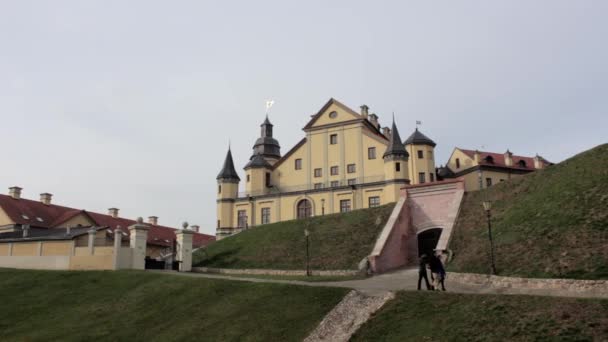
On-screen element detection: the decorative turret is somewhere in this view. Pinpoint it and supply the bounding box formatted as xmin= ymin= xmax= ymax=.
xmin=383 ymin=119 xmax=410 ymax=183
xmin=404 ymin=128 xmax=437 ymax=184
xmin=217 ymin=147 xmax=240 ymax=237
xmin=252 ymin=116 xmax=281 ymax=164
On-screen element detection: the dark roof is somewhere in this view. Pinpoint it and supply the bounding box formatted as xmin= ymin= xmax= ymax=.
xmin=244 ymin=153 xmax=272 ymax=169
xmin=262 ymin=115 xmax=272 ymax=126
xmin=217 ymin=148 xmax=241 ymax=181
xmin=383 ymin=120 xmax=409 ymax=158
xmin=0 ymin=226 xmax=105 ymax=242
xmin=459 ymin=149 xmax=550 ymax=171
xmin=404 ymin=128 xmax=436 ymax=147
xmin=0 ymin=194 xmax=215 ymax=248
xmin=437 ymin=166 xmax=455 ymax=178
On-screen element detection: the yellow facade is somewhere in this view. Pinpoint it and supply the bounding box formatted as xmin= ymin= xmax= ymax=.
xmin=216 ymin=98 xmax=438 ymax=238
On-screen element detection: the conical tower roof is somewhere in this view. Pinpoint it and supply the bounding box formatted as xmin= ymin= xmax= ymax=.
xmin=404 ymin=128 xmax=436 ymax=147
xmin=383 ymin=120 xmax=409 ymax=159
xmin=217 ymin=148 xmax=240 ymax=181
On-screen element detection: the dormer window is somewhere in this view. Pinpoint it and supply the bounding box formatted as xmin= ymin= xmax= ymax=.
xmin=518 ymin=160 xmax=527 ymax=168
xmin=484 ymin=156 xmax=494 ymax=164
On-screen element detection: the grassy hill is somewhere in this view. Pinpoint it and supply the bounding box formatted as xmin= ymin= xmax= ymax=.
xmin=0 ymin=269 xmax=348 ymax=342
xmin=352 ymin=291 xmax=608 ymax=341
xmin=194 ymin=203 xmax=395 ymax=270
xmin=449 ymin=144 xmax=608 ymax=279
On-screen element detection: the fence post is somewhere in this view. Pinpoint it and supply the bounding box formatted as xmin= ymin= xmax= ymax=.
xmin=113 ymin=229 xmax=122 ymax=270
xmin=128 ymin=218 xmax=150 ymax=270
xmin=175 ymin=228 xmax=194 ymax=272
xmin=87 ymin=229 xmax=96 ymax=255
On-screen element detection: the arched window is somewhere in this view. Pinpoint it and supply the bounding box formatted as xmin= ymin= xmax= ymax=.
xmin=297 ymin=199 xmax=312 ymax=219
xmin=484 ymin=156 xmax=494 ymax=164
xmin=518 ymin=160 xmax=527 ymax=168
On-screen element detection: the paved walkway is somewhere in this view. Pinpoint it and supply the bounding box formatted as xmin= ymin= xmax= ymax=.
xmin=150 ymin=268 xmax=606 ymax=299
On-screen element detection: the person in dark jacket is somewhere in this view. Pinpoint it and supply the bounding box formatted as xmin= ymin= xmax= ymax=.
xmin=429 ymin=252 xmax=446 ymax=291
xmin=417 ymin=254 xmax=432 ymax=290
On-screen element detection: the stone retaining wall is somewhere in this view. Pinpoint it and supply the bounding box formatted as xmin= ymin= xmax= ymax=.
xmin=449 ymin=272 xmax=608 ymax=298
xmin=191 ymin=267 xmax=359 ymax=277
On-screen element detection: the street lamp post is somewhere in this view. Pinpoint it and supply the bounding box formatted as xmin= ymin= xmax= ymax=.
xmin=321 ymin=199 xmax=325 ymax=216
xmin=304 ymin=229 xmax=311 ymax=276
xmin=482 ymin=201 xmax=497 ymax=275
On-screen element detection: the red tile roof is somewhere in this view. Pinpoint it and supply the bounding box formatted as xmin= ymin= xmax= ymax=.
xmin=459 ymin=149 xmax=550 ymax=171
xmin=0 ymin=194 xmax=214 ymax=249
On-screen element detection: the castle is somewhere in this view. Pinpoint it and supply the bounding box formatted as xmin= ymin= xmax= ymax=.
xmin=215 ymin=98 xmax=438 ymax=239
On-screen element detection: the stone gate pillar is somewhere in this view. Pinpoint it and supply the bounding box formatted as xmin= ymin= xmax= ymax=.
xmin=129 ymin=218 xmax=150 ymax=270
xmin=113 ymin=229 xmax=122 ymax=270
xmin=175 ymin=227 xmax=194 ymax=272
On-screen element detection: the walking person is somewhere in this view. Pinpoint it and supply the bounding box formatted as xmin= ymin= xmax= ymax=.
xmin=417 ymin=254 xmax=432 ymax=290
xmin=429 ymin=251 xmax=446 ymax=291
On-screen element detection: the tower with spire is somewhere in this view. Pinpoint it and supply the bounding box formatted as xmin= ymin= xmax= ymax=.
xmin=216 ymin=147 xmax=240 ymax=238
xmin=383 ymin=118 xmax=410 ymax=185
xmin=252 ymin=116 xmax=281 ymax=165
xmin=404 ymin=128 xmax=437 ymax=184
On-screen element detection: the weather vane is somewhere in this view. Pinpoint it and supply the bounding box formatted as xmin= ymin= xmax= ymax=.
xmin=416 ymin=120 xmax=422 ymax=129
xmin=265 ymin=99 xmax=275 ymax=116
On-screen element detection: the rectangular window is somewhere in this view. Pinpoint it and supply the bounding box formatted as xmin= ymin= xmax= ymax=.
xmin=340 ymin=200 xmax=351 ymax=213
xmin=368 ymin=147 xmax=376 ymax=159
xmin=330 ymin=181 xmax=340 ymax=188
xmin=430 ymin=173 xmax=435 ymax=182
xmin=237 ymin=210 xmax=247 ymax=228
xmin=330 ymin=166 xmax=339 ymax=175
xmin=486 ymin=178 xmax=493 ymax=187
xmin=265 ymin=173 xmax=271 ymax=187
xmin=347 ymin=178 xmax=356 ymax=185
xmin=347 ymin=164 xmax=356 ymax=173
xmin=330 ymin=134 xmax=338 ymax=145
xmin=314 ymin=183 xmax=323 ymax=189
xmin=218 ymin=185 xmax=222 ymax=194
xmin=247 ymin=174 xmax=251 ymax=182
xmin=500 ymin=179 xmax=505 ymax=182
xmin=369 ymin=196 xmax=380 ymax=208
xmin=418 ymin=150 xmax=424 ymax=159
xmin=261 ymin=208 xmax=270 ymax=225
xmin=455 ymin=158 xmax=461 ymax=169
xmin=419 ymin=172 xmax=426 ymax=184
xmin=314 ymin=168 xmax=322 ymax=177
xmin=396 ymin=162 xmax=401 ymax=172
xmin=217 ymin=220 xmax=220 ymax=228
xmin=295 ymin=159 xmax=302 ymax=170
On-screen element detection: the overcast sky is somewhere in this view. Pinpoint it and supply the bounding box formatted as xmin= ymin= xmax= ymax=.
xmin=1 ymin=1 xmax=606 ymax=235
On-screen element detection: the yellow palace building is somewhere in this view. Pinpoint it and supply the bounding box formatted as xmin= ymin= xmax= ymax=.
xmin=216 ymin=98 xmax=438 ymax=239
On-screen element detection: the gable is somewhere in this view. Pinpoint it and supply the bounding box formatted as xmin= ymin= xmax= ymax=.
xmin=0 ymin=206 xmax=14 ymax=226
xmin=303 ymin=98 xmax=362 ymax=130
xmin=447 ymin=148 xmax=476 ymax=172
xmin=55 ymin=212 xmax=96 ymax=228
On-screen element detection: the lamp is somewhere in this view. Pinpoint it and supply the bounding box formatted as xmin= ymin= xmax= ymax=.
xmin=481 ymin=201 xmax=497 ymax=275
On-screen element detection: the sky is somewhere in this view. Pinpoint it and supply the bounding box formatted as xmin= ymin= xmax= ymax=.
xmin=1 ymin=1 xmax=607 ymax=235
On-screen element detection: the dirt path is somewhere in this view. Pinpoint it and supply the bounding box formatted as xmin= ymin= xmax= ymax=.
xmin=149 ymin=268 xmax=607 ymax=299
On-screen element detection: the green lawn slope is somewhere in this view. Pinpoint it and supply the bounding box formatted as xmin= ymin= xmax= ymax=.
xmin=194 ymin=203 xmax=395 ymax=270
xmin=449 ymin=144 xmax=608 ymax=279
xmin=0 ymin=269 xmax=348 ymax=342
xmin=352 ymin=291 xmax=608 ymax=341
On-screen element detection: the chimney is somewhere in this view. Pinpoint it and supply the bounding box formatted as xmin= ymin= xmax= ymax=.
xmin=40 ymin=193 xmax=53 ymax=205
xmin=9 ymin=186 xmax=22 ymax=199
xmin=368 ymin=114 xmax=380 ymax=129
xmin=473 ymin=150 xmax=480 ymax=163
xmin=22 ymin=224 xmax=30 ymax=238
xmin=534 ymin=154 xmax=544 ymax=169
xmin=108 ymin=208 xmax=119 ymax=218
xmin=191 ymin=225 xmax=200 ymax=233
xmin=148 ymin=216 xmax=158 ymax=225
xmin=360 ymin=105 xmax=369 ymax=118
xmin=382 ymin=127 xmax=391 ymax=138
xmin=504 ymin=150 xmax=513 ymax=167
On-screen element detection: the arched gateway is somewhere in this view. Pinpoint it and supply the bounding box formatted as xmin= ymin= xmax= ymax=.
xmin=417 ymin=228 xmax=443 ymax=257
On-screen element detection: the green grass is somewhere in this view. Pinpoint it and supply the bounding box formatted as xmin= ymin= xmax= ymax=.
xmin=352 ymin=291 xmax=608 ymax=341
xmin=194 ymin=203 xmax=395 ymax=270
xmin=449 ymin=144 xmax=608 ymax=279
xmin=0 ymin=268 xmax=348 ymax=342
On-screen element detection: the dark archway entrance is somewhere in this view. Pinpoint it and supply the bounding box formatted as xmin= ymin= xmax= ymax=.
xmin=417 ymin=228 xmax=442 ymax=257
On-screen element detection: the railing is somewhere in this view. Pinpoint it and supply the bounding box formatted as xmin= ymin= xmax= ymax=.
xmin=237 ymin=175 xmax=386 ymax=198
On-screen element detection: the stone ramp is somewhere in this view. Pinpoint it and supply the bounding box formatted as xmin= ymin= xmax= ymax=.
xmin=304 ymin=290 xmax=395 ymax=342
